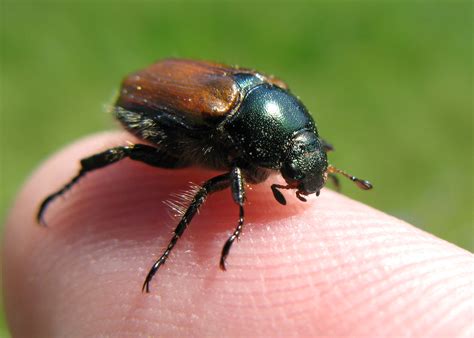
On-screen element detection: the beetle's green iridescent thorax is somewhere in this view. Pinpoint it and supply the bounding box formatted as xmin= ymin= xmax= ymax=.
xmin=225 ymin=73 xmax=327 ymax=194
xmin=227 ymin=74 xmax=319 ymax=166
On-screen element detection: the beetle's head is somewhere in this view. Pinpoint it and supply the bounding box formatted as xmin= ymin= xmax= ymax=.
xmin=280 ymin=130 xmax=328 ymax=200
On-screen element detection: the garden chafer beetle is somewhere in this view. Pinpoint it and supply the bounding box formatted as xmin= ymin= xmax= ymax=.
xmin=38 ymin=59 xmax=372 ymax=292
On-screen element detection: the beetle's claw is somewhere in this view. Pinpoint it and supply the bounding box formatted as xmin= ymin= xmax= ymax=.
xmin=37 ymin=197 xmax=53 ymax=226
xmin=296 ymin=191 xmax=307 ymax=202
xmin=142 ymin=276 xmax=152 ymax=293
xmin=219 ymin=257 xmax=227 ymax=271
xmin=271 ymin=184 xmax=287 ymax=205
xmin=37 ymin=214 xmax=47 ymax=227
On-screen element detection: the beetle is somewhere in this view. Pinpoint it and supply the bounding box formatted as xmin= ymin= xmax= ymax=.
xmin=37 ymin=58 xmax=373 ymax=293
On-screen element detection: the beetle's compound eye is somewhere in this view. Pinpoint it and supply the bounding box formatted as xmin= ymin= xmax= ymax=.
xmin=281 ymin=161 xmax=304 ymax=181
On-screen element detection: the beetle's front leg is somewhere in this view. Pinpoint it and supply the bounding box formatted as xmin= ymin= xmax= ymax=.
xmin=219 ymin=167 xmax=246 ymax=270
xmin=328 ymin=173 xmax=341 ymax=191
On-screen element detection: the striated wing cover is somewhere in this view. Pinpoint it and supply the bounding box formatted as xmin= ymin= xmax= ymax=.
xmin=116 ymin=59 xmax=243 ymax=123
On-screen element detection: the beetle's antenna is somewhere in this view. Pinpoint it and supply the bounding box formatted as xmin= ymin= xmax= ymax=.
xmin=327 ymin=165 xmax=373 ymax=190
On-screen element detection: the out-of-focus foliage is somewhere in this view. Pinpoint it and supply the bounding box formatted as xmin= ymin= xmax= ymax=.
xmin=1 ymin=1 xmax=472 ymax=334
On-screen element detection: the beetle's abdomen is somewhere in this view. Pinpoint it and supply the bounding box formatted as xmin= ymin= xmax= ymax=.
xmin=225 ymin=84 xmax=317 ymax=168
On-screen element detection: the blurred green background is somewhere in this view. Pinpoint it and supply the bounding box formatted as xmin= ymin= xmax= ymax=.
xmin=1 ymin=1 xmax=472 ymax=335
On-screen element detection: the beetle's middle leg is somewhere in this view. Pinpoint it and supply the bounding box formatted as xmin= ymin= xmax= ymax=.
xmin=142 ymin=172 xmax=230 ymax=293
xmin=220 ymin=167 xmax=246 ymax=271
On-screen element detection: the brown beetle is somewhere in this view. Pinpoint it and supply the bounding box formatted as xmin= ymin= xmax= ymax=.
xmin=38 ymin=59 xmax=372 ymax=292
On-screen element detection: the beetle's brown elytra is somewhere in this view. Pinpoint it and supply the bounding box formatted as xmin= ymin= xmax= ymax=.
xmin=37 ymin=58 xmax=373 ymax=293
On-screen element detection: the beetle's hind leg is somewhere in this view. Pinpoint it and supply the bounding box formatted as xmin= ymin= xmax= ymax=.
xmin=37 ymin=144 xmax=184 ymax=225
xmin=220 ymin=167 xmax=246 ymax=271
xmin=142 ymin=173 xmax=230 ymax=293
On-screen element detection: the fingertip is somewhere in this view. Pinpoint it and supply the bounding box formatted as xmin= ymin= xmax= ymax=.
xmin=3 ymin=131 xmax=473 ymax=337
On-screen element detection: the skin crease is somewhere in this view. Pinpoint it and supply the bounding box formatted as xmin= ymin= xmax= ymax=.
xmin=2 ymin=132 xmax=473 ymax=337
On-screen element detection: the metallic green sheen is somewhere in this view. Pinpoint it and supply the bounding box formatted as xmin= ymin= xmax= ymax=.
xmin=225 ymin=83 xmax=317 ymax=168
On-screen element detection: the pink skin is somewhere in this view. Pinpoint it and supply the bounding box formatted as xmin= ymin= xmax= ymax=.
xmin=3 ymin=132 xmax=473 ymax=337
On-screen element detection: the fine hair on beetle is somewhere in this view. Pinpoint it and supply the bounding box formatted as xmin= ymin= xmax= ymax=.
xmin=37 ymin=58 xmax=373 ymax=293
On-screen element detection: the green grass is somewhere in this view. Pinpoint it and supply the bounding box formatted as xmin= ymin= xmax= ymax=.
xmin=1 ymin=1 xmax=472 ymax=334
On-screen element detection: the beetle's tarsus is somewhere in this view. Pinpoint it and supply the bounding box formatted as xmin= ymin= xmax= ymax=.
xmin=219 ymin=234 xmax=236 ymax=271
xmin=143 ymin=173 xmax=231 ymax=290
xmin=220 ymin=200 xmax=244 ymax=271
xmin=219 ymin=253 xmax=228 ymax=271
xmin=142 ymin=280 xmax=150 ymax=293
xmin=296 ymin=191 xmax=307 ymax=202
xmin=37 ymin=196 xmax=54 ymax=226
xmin=142 ymin=260 xmax=164 ymax=293
xmin=36 ymin=170 xmax=86 ymax=225
xmin=219 ymin=169 xmax=246 ymax=271
xmin=271 ymin=184 xmax=289 ymax=205
xmin=36 ymin=145 xmax=185 ymax=225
